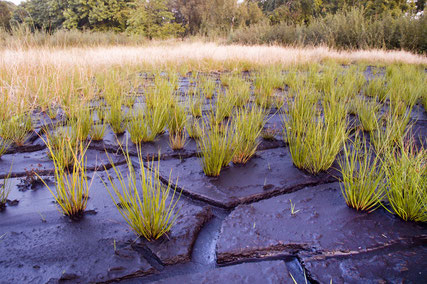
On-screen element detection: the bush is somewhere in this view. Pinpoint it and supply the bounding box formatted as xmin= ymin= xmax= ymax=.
xmin=230 ymin=7 xmax=427 ymax=53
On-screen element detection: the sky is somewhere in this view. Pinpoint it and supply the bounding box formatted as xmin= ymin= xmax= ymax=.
xmin=9 ymin=0 xmax=24 ymax=5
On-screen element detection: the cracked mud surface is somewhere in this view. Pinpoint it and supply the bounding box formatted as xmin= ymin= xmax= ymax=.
xmin=1 ymin=72 xmax=426 ymax=283
xmin=216 ymin=183 xmax=426 ymax=265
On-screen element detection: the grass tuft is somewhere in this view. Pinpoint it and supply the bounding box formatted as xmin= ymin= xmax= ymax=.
xmin=197 ymin=121 xmax=235 ymax=177
xmin=37 ymin=139 xmax=93 ymax=220
xmin=0 ymin=139 xmax=11 ymax=159
xmin=383 ymin=141 xmax=426 ymax=222
xmin=232 ymin=106 xmax=266 ymax=164
xmin=338 ymin=133 xmax=385 ymax=212
xmin=0 ymin=168 xmax=12 ymax=211
xmin=0 ymin=114 xmax=33 ymax=146
xmin=284 ymin=87 xmax=348 ymax=174
xmin=102 ymin=146 xmax=181 ymax=241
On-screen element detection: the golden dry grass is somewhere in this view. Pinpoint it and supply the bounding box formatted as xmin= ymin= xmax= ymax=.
xmin=2 ymin=42 xmax=426 ymax=69
xmin=0 ymin=42 xmax=426 ymax=117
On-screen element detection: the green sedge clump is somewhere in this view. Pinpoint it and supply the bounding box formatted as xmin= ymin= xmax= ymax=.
xmin=0 ymin=113 xmax=33 ymax=146
xmin=197 ymin=121 xmax=235 ymax=177
xmin=107 ymin=99 xmax=127 ymax=134
xmin=338 ymin=133 xmax=386 ymax=212
xmin=38 ymin=138 xmax=93 ymax=220
xmin=232 ymin=106 xmax=266 ymax=164
xmin=102 ymin=146 xmax=181 ymax=241
xmin=383 ymin=141 xmax=426 ymax=222
xmin=127 ymin=108 xmax=151 ymax=144
xmin=284 ymin=87 xmax=348 ymax=174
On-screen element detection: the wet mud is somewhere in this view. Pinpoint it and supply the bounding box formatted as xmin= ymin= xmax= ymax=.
xmin=0 ymin=70 xmax=426 ymax=283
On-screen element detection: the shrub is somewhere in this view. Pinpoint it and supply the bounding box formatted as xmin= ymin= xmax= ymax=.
xmin=103 ymin=146 xmax=181 ymax=241
xmin=338 ymin=133 xmax=386 ymax=212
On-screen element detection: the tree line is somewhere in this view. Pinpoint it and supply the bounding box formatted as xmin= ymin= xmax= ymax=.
xmin=0 ymin=0 xmax=426 ymax=41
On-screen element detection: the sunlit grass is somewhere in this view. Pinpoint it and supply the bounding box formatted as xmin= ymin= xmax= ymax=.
xmin=0 ymin=168 xmax=12 ymax=210
xmin=197 ymin=121 xmax=235 ymax=177
xmin=0 ymin=113 xmax=33 ymax=146
xmin=284 ymin=87 xmax=348 ymax=174
xmin=102 ymin=146 xmax=181 ymax=241
xmin=37 ymin=139 xmax=93 ymax=220
xmin=0 ymin=139 xmax=11 ymax=159
xmin=127 ymin=108 xmax=151 ymax=144
xmin=383 ymin=141 xmax=426 ymax=222
xmin=232 ymin=106 xmax=266 ymax=164
xmin=338 ymin=133 xmax=385 ymax=212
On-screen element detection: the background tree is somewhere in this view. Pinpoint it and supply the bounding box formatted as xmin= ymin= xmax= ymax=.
xmin=127 ymin=0 xmax=184 ymax=38
xmin=0 ymin=1 xmax=16 ymax=30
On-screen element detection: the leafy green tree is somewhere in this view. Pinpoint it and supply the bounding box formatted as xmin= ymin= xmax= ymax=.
xmin=169 ymin=0 xmax=207 ymax=35
xmin=0 ymin=1 xmax=15 ymax=30
xmin=127 ymin=0 xmax=184 ymax=38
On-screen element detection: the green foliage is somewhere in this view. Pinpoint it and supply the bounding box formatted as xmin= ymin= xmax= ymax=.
xmin=186 ymin=118 xmax=202 ymax=139
xmin=126 ymin=0 xmax=184 ymax=39
xmin=372 ymin=108 xmax=412 ymax=154
xmin=353 ymin=97 xmax=381 ymax=132
xmin=0 ymin=167 xmax=12 ymax=210
xmin=107 ymin=100 xmax=127 ymax=135
xmin=338 ymin=133 xmax=386 ymax=212
xmin=200 ymin=77 xmax=216 ymax=100
xmin=284 ymin=87 xmax=348 ymax=174
xmin=46 ymin=126 xmax=79 ymax=169
xmin=230 ymin=7 xmax=427 ymax=53
xmin=38 ymin=138 xmax=92 ymax=220
xmin=0 ymin=138 xmax=11 ymax=159
xmin=90 ymin=122 xmax=107 ymax=141
xmin=197 ymin=121 xmax=235 ymax=177
xmin=386 ymin=65 xmax=426 ymax=108
xmin=72 ymin=106 xmax=94 ymax=141
xmin=364 ymin=77 xmax=388 ymax=102
xmin=146 ymin=104 xmax=169 ymax=139
xmin=0 ymin=114 xmax=33 ymax=146
xmin=168 ymin=104 xmax=188 ymax=150
xmin=228 ymin=77 xmax=251 ymax=108
xmin=127 ymin=108 xmax=149 ymax=144
xmin=0 ymin=1 xmax=15 ymax=30
xmin=232 ymin=106 xmax=266 ymax=164
xmin=102 ymin=146 xmax=181 ymax=241
xmin=383 ymin=142 xmax=426 ymax=222
xmin=188 ymin=94 xmax=203 ymax=117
